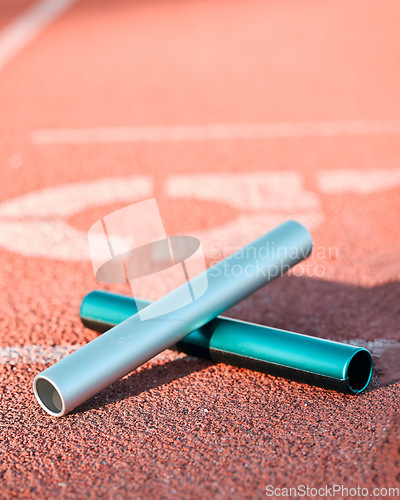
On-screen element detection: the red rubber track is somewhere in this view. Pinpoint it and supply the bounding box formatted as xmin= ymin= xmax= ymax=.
xmin=0 ymin=0 xmax=399 ymax=498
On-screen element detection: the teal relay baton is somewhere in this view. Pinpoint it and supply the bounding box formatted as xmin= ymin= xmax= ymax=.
xmin=80 ymin=291 xmax=373 ymax=395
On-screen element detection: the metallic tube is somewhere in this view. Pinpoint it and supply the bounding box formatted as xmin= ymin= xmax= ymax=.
xmin=33 ymin=220 xmax=312 ymax=416
xmin=81 ymin=290 xmax=373 ymax=395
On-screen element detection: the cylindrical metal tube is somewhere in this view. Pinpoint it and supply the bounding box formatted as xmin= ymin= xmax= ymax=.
xmin=33 ymin=220 xmax=312 ymax=416
xmin=81 ymin=290 xmax=373 ymax=395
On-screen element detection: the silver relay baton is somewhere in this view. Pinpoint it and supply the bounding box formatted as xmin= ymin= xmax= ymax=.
xmin=33 ymin=220 xmax=312 ymax=416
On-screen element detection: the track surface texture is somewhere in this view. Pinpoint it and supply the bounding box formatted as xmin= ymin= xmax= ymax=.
xmin=1 ymin=0 xmax=400 ymax=498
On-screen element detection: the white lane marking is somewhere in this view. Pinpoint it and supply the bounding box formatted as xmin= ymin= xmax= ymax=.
xmin=30 ymin=121 xmax=400 ymax=144
xmin=1 ymin=339 xmax=398 ymax=365
xmin=166 ymin=171 xmax=323 ymax=255
xmin=0 ymin=345 xmax=186 ymax=365
xmin=318 ymin=168 xmax=400 ymax=194
xmin=0 ymin=344 xmax=82 ymax=364
xmin=167 ymin=171 xmax=319 ymax=212
xmin=0 ymin=172 xmax=323 ymax=261
xmin=0 ymin=175 xmax=152 ymax=219
xmin=0 ymin=0 xmax=78 ymax=71
xmin=344 ymin=339 xmax=400 ymax=357
xmin=0 ymin=175 xmax=153 ymax=260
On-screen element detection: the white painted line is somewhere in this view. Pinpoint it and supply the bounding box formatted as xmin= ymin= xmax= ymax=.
xmin=0 ymin=172 xmax=323 ymax=261
xmin=0 ymin=175 xmax=152 ymax=219
xmin=0 ymin=175 xmax=152 ymax=261
xmin=1 ymin=339 xmax=398 ymax=365
xmin=0 ymin=344 xmax=81 ymax=365
xmin=165 ymin=171 xmax=323 ymax=255
xmin=30 ymin=120 xmax=400 ymax=144
xmin=343 ymin=339 xmax=400 ymax=357
xmin=166 ymin=171 xmax=320 ymax=212
xmin=318 ymin=168 xmax=400 ymax=194
xmin=0 ymin=345 xmax=186 ymax=365
xmin=0 ymin=0 xmax=78 ymax=71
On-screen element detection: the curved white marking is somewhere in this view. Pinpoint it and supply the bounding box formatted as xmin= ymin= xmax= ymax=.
xmin=0 ymin=176 xmax=153 ymax=260
xmin=0 ymin=176 xmax=152 ymax=218
xmin=0 ymin=171 xmax=323 ymax=261
xmin=318 ymin=168 xmax=400 ymax=194
xmin=166 ymin=172 xmax=323 ymax=256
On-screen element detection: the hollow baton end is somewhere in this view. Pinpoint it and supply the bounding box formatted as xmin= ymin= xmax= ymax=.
xmin=343 ymin=348 xmax=373 ymax=394
xmin=33 ymin=376 xmax=66 ymax=417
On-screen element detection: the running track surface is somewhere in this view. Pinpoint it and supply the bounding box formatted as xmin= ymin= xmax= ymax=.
xmin=0 ymin=0 xmax=399 ymax=498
